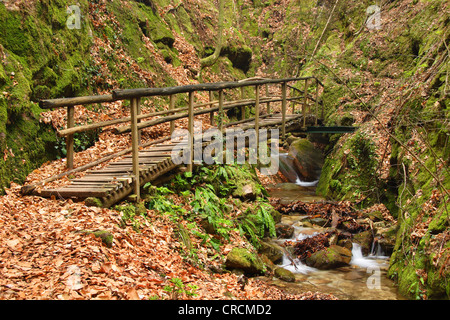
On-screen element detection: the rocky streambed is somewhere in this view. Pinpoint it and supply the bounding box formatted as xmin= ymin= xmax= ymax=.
xmin=258 ymin=183 xmax=404 ymax=300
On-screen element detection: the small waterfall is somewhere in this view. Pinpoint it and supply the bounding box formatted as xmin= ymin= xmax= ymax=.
xmin=279 ymin=153 xmax=319 ymax=187
xmin=279 ymin=255 xmax=317 ymax=274
xmin=295 ymin=177 xmax=319 ymax=187
xmin=350 ymin=243 xmax=380 ymax=269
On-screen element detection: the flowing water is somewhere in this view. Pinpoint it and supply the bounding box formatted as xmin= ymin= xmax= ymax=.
xmin=266 ymin=176 xmax=404 ymax=299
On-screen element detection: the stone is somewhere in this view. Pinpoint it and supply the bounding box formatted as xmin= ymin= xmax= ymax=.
xmin=275 ymin=223 xmax=295 ymax=239
xmin=225 ymin=247 xmax=265 ymax=275
xmin=305 ymin=245 xmax=352 ymax=270
xmin=274 ymin=267 xmax=296 ymax=282
xmin=303 ymin=217 xmax=328 ymax=227
xmin=288 ymin=138 xmax=324 ymax=182
xmin=258 ymin=241 xmax=284 ymax=264
xmin=352 ymin=230 xmax=374 ymax=256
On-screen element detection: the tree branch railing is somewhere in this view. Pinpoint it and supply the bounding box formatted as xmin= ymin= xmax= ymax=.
xmin=39 ymin=76 xmax=324 ymax=201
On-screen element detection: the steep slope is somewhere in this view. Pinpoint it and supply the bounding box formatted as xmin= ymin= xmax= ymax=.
xmin=303 ymin=0 xmax=449 ymax=299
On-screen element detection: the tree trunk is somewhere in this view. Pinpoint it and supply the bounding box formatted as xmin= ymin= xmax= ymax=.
xmin=200 ymin=0 xmax=224 ymax=69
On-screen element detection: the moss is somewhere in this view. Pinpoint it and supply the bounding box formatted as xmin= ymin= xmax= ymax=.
xmin=225 ymin=247 xmax=265 ymax=275
xmin=85 ymin=197 xmax=103 ymax=208
xmin=78 ymin=230 xmax=114 ymax=248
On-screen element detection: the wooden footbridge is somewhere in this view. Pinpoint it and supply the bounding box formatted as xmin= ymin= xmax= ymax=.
xmin=21 ymin=76 xmax=333 ymax=207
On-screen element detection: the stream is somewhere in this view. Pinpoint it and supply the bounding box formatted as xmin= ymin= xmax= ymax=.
xmin=265 ymin=154 xmax=404 ymax=299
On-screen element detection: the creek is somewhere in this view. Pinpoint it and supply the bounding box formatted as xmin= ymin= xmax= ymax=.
xmin=264 ymin=154 xmax=404 ymax=300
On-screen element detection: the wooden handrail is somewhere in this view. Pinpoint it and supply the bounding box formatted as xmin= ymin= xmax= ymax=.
xmin=111 ymin=77 xmax=319 ymax=100
xmin=38 ymin=76 xmax=325 ymax=202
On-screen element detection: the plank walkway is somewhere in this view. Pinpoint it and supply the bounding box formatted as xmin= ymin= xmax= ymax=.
xmin=36 ymin=113 xmax=304 ymax=207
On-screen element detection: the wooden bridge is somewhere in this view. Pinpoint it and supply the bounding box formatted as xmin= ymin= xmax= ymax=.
xmin=21 ymin=76 xmax=329 ymax=207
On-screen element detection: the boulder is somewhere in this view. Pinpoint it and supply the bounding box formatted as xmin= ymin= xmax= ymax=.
xmin=302 ymin=217 xmax=328 ymax=227
xmin=274 ymin=267 xmax=296 ymax=282
xmin=278 ymin=154 xmax=301 ymax=183
xmin=258 ymin=241 xmax=284 ymax=264
xmin=352 ymin=230 xmax=374 ymax=256
xmin=288 ymin=139 xmax=324 ymax=182
xmin=225 ymin=247 xmax=265 ymax=275
xmin=305 ymin=245 xmax=352 ymax=270
xmin=275 ymin=223 xmax=295 ymax=239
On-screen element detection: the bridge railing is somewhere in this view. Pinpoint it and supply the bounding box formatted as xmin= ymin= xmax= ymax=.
xmin=39 ymin=76 xmax=324 ymax=201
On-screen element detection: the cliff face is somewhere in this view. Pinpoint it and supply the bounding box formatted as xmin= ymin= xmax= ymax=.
xmin=308 ymin=0 xmax=449 ymax=299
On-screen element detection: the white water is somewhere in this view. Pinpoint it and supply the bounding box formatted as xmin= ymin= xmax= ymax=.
xmin=350 ymin=243 xmax=386 ymax=269
xmin=279 ymin=153 xmax=319 ymax=187
xmin=279 ymin=255 xmax=317 ymax=274
xmin=277 ymin=230 xmax=318 ymax=274
xmin=295 ymin=177 xmax=319 ymax=187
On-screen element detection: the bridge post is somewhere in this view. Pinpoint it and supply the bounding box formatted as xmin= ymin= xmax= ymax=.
xmin=281 ymin=82 xmax=287 ymax=139
xmin=240 ymin=87 xmax=245 ymax=120
xmin=66 ymin=105 xmax=75 ymax=169
xmin=254 ymin=85 xmax=260 ymax=150
xmin=130 ymin=97 xmax=141 ymax=202
xmin=314 ymin=78 xmax=320 ymax=126
xmin=187 ymin=91 xmax=194 ymax=172
xmin=169 ymin=94 xmax=175 ymax=134
xmin=302 ymin=78 xmax=308 ymax=128
xmin=265 ymin=83 xmax=270 ymax=114
xmin=291 ymin=87 xmax=296 ymax=114
xmin=209 ymin=91 xmax=215 ymax=126
xmin=218 ymin=89 xmax=224 ymax=132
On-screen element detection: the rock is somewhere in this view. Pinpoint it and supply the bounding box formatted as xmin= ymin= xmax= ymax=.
xmin=241 ymin=184 xmax=256 ymax=200
xmin=260 ymin=254 xmax=276 ymax=271
xmin=303 ymin=217 xmax=328 ymax=227
xmin=275 ymin=223 xmax=294 ymax=239
xmin=305 ymin=245 xmax=352 ymax=270
xmin=258 ymin=241 xmax=284 ymax=264
xmin=352 ymin=230 xmax=374 ymax=255
xmin=285 ymin=135 xmax=299 ymax=146
xmin=225 ymin=247 xmax=265 ymax=275
xmin=77 ymin=230 xmax=114 ymax=248
xmin=85 ymin=197 xmax=103 ymax=207
xmin=288 ymin=139 xmax=324 ymax=182
xmin=278 ymin=154 xmax=300 ymax=183
xmin=274 ymin=267 xmax=296 ymax=282
xmin=337 ymin=238 xmax=353 ymax=251
xmin=221 ymin=45 xmax=252 ymax=73
xmin=139 ymin=19 xmax=174 ymax=48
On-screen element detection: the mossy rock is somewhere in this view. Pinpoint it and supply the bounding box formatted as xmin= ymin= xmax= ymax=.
xmin=225 ymin=247 xmax=265 ymax=275
xmin=305 ymin=245 xmax=352 ymax=270
xmin=288 ymin=138 xmax=324 ymax=182
xmin=221 ymin=45 xmax=253 ymax=73
xmin=78 ymin=230 xmax=114 ymax=248
xmin=85 ymin=197 xmax=103 ymax=208
xmin=274 ymin=267 xmax=296 ymax=283
xmin=352 ymin=230 xmax=374 ymax=256
xmin=258 ymin=240 xmax=284 ymax=264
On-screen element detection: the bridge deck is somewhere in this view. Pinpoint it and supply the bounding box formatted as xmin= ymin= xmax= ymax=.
xmin=35 ymin=113 xmax=303 ymax=207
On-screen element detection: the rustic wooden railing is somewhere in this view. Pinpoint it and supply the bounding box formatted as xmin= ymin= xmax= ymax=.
xmin=39 ymin=76 xmax=324 ymax=201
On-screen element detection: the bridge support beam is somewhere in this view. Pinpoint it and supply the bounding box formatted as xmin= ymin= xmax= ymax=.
xmin=130 ymin=97 xmax=141 ymax=202
xmin=281 ymin=82 xmax=287 ymax=139
xmin=303 ymin=78 xmax=308 ymax=129
xmin=254 ymin=85 xmax=260 ymax=149
xmin=187 ymin=91 xmax=195 ymax=172
xmin=66 ymin=105 xmax=75 ymax=170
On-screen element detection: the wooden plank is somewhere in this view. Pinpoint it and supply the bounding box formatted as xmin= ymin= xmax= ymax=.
xmin=39 ymin=188 xmax=111 ymax=198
